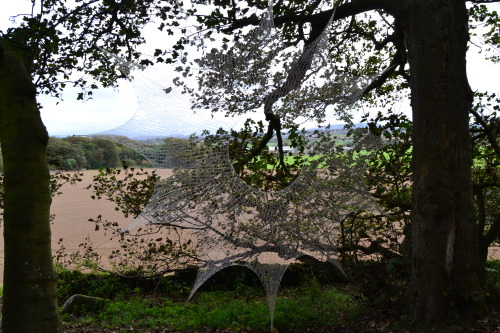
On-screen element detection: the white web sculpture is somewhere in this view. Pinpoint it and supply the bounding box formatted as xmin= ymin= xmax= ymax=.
xmin=92 ymin=1 xmax=387 ymax=328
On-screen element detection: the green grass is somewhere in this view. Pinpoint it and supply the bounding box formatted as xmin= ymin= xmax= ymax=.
xmin=253 ymin=149 xmax=384 ymax=170
xmin=55 ymin=259 xmax=500 ymax=331
xmin=61 ymin=286 xmax=363 ymax=331
xmin=56 ymin=264 xmax=368 ymax=331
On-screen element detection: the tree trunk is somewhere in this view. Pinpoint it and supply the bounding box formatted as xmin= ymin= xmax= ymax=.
xmin=0 ymin=39 xmax=62 ymax=332
xmin=401 ymin=0 xmax=483 ymax=329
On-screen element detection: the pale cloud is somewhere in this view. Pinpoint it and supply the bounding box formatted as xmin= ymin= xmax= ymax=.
xmin=38 ymin=82 xmax=138 ymax=137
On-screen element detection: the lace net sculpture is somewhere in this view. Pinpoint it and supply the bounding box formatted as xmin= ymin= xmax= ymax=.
xmin=92 ymin=1 xmax=386 ymax=328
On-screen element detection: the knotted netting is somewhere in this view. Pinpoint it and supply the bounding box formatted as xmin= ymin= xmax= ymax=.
xmin=91 ymin=1 xmax=388 ymax=327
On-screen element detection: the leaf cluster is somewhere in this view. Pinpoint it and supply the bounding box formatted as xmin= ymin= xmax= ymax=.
xmin=468 ymin=3 xmax=500 ymax=63
xmin=86 ymin=162 xmax=158 ymax=218
xmin=55 ymin=163 xmax=198 ymax=277
xmin=471 ymin=92 xmax=500 ymax=250
xmin=2 ymin=0 xmax=186 ymax=98
xmin=205 ymin=118 xmax=307 ymax=191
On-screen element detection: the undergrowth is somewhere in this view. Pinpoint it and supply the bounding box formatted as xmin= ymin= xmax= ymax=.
xmin=56 ymin=260 xmax=500 ymax=332
xmin=60 ymin=286 xmax=363 ymax=331
xmin=56 ymin=264 xmax=365 ymax=331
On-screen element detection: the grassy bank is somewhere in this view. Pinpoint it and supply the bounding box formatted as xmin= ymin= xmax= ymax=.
xmin=61 ymin=287 xmax=363 ymax=331
xmin=56 ymin=265 xmax=366 ymax=332
xmin=55 ymin=260 xmax=500 ymax=332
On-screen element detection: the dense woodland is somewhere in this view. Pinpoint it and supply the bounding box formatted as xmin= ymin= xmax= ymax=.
xmin=43 ymin=129 xmax=356 ymax=172
xmin=46 ymin=136 xmax=151 ymax=170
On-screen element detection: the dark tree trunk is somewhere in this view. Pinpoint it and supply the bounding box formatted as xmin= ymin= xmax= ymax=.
xmin=401 ymin=0 xmax=482 ymax=329
xmin=0 ymin=39 xmax=62 ymax=332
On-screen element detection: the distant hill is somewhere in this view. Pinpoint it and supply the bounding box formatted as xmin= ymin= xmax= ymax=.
xmin=54 ymin=123 xmax=367 ymax=142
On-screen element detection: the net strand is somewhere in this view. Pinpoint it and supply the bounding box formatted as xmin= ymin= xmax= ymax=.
xmin=89 ymin=1 xmax=388 ymax=327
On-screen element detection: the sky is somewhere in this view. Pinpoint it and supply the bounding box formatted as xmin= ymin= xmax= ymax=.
xmin=1 ymin=0 xmax=499 ymax=137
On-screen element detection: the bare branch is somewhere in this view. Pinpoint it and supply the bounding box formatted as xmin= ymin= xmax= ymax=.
xmin=470 ymin=108 xmax=500 ymax=159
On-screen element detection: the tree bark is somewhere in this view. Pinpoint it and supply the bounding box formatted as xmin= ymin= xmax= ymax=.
xmin=401 ymin=0 xmax=482 ymax=329
xmin=0 ymin=39 xmax=62 ymax=332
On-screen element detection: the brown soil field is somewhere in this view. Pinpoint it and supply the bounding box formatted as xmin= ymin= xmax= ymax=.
xmin=0 ymin=169 xmax=174 ymax=283
xmin=0 ymin=169 xmax=498 ymax=283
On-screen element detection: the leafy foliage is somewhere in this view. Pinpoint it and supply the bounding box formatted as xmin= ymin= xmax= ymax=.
xmin=55 ymin=164 xmax=198 ymax=277
xmin=1 ymin=0 xmax=190 ymax=98
xmin=468 ymin=4 xmax=500 ymax=63
xmin=86 ymin=163 xmax=158 ymax=218
xmin=57 ymin=264 xmax=363 ymax=332
xmin=47 ymin=136 xmax=150 ymax=170
xmin=471 ymin=92 xmax=500 ymax=256
xmin=204 ymin=118 xmax=308 ymax=191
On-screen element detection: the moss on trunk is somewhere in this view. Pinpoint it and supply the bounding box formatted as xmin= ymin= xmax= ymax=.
xmin=0 ymin=38 xmax=62 ymax=333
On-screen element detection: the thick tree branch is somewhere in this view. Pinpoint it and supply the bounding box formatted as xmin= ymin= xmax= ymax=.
xmin=337 ymin=240 xmax=403 ymax=260
xmin=361 ymin=62 xmax=398 ymax=95
xmin=232 ymin=119 xmax=275 ymax=173
xmin=349 ymin=26 xmax=394 ymax=50
xmin=467 ymin=1 xmax=500 ymax=3
xmin=224 ymin=0 xmax=399 ymax=34
xmin=358 ymin=22 xmax=407 ymax=96
xmin=227 ymin=0 xmax=403 ymax=172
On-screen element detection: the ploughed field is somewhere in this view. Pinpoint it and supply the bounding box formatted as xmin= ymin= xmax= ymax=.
xmin=0 ymin=169 xmax=498 ymax=282
xmin=0 ymin=169 xmax=174 ymax=282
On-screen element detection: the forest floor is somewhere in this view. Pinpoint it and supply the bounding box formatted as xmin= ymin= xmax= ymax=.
xmin=0 ymin=288 xmax=500 ymax=333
